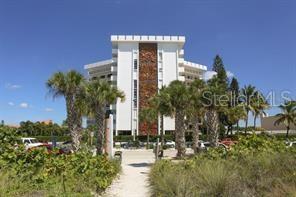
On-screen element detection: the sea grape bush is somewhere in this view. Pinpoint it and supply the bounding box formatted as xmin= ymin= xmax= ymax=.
xmin=0 ymin=127 xmax=120 ymax=196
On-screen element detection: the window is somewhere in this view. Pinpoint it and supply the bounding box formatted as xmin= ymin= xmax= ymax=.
xmin=133 ymin=59 xmax=137 ymax=70
xmin=24 ymin=140 xmax=30 ymax=144
xmin=134 ymin=80 xmax=137 ymax=89
xmin=159 ymin=52 xmax=163 ymax=61
xmin=133 ymin=80 xmax=137 ymax=108
xmin=159 ymin=68 xmax=163 ymax=72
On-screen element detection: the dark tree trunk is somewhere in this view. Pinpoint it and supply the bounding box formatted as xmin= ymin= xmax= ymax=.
xmin=160 ymin=115 xmax=165 ymax=148
xmin=206 ymin=109 xmax=219 ymax=147
xmin=95 ymin=106 xmax=105 ymax=155
xmin=65 ymin=95 xmax=81 ymax=151
xmin=244 ymin=110 xmax=249 ymax=135
xmin=175 ymin=111 xmax=186 ymax=158
xmin=286 ymin=126 xmax=290 ymax=139
xmin=253 ymin=115 xmax=257 ymax=131
xmin=192 ymin=117 xmax=200 ymax=154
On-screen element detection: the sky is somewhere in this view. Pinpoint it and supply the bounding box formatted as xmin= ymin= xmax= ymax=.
xmin=0 ymin=0 xmax=295 ymax=125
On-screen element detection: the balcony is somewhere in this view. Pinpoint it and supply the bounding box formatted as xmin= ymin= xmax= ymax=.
xmin=178 ymin=66 xmax=185 ymax=73
xmin=111 ymin=75 xmax=117 ymax=81
xmin=179 ymin=49 xmax=184 ymax=58
xmin=178 ymin=58 xmax=184 ymax=64
xmin=178 ymin=76 xmax=185 ymax=81
xmin=112 ymin=49 xmax=118 ymax=57
xmin=111 ymin=66 xmax=117 ymax=73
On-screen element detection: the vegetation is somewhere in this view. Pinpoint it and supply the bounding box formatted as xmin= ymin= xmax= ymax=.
xmin=165 ymin=80 xmax=191 ymax=158
xmin=47 ymin=70 xmax=125 ymax=154
xmin=83 ymin=79 xmax=125 ymax=154
xmin=240 ymin=85 xmax=256 ymax=134
xmin=18 ymin=120 xmax=68 ymax=136
xmin=187 ymin=79 xmax=206 ymax=153
xmin=274 ymin=101 xmax=296 ymax=138
xmin=150 ymin=135 xmax=296 ymax=197
xmin=47 ymin=70 xmax=85 ymax=151
xmin=0 ymin=127 xmax=120 ymax=196
xmin=147 ymin=55 xmax=287 ymax=158
xmin=150 ymin=86 xmax=173 ymax=148
xmin=139 ymin=107 xmax=158 ymax=149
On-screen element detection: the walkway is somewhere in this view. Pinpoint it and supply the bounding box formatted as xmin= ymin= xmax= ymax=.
xmin=103 ymin=149 xmax=155 ymax=197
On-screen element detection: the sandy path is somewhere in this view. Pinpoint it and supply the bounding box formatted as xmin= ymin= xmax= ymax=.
xmin=103 ymin=149 xmax=155 ymax=197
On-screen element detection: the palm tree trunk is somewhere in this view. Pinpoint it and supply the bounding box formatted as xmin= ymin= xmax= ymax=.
xmin=253 ymin=114 xmax=257 ymax=131
xmin=175 ymin=111 xmax=186 ymax=158
xmin=95 ymin=106 xmax=105 ymax=155
xmin=244 ymin=110 xmax=249 ymax=135
xmin=65 ymin=96 xmax=80 ymax=151
xmin=286 ymin=126 xmax=290 ymax=139
xmin=160 ymin=115 xmax=164 ymax=148
xmin=192 ymin=117 xmax=200 ymax=154
xmin=74 ymin=115 xmax=83 ymax=150
xmin=206 ymin=109 xmax=219 ymax=147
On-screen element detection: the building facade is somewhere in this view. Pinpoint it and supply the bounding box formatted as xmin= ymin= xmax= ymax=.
xmin=85 ymin=35 xmax=207 ymax=136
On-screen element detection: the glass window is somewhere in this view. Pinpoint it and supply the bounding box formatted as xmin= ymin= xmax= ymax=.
xmin=159 ymin=52 xmax=163 ymax=61
xmin=24 ymin=140 xmax=30 ymax=144
xmin=133 ymin=80 xmax=137 ymax=108
xmin=133 ymin=59 xmax=137 ymax=70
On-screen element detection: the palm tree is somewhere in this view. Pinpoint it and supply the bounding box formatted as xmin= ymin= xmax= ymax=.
xmin=224 ymin=104 xmax=246 ymax=135
xmin=166 ymin=80 xmax=190 ymax=158
xmin=201 ymin=76 xmax=228 ymax=146
xmin=47 ymin=70 xmax=84 ymax=151
xmin=139 ymin=107 xmax=158 ymax=149
xmin=241 ymin=85 xmax=256 ymax=135
xmin=274 ymin=101 xmax=296 ymax=138
xmin=187 ymin=79 xmax=206 ymax=153
xmin=251 ymin=91 xmax=269 ymax=130
xmin=149 ymin=86 xmax=173 ymax=148
xmin=84 ymin=79 xmax=125 ymax=154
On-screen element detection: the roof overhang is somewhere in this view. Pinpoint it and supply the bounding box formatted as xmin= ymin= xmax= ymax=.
xmin=111 ymin=35 xmax=185 ymax=47
xmin=84 ymin=59 xmax=115 ymax=70
xmin=182 ymin=60 xmax=207 ymax=71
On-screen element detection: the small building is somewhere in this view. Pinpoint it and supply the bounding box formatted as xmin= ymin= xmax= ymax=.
xmin=84 ymin=35 xmax=207 ymax=136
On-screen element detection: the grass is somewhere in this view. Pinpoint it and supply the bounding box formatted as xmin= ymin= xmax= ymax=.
xmin=150 ymin=153 xmax=296 ymax=197
xmin=150 ymin=135 xmax=296 ymax=197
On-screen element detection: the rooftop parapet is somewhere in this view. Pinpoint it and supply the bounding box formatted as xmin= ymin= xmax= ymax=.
xmin=111 ymin=35 xmax=185 ymax=43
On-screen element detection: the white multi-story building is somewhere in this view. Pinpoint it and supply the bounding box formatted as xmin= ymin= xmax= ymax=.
xmin=85 ymin=35 xmax=207 ymax=136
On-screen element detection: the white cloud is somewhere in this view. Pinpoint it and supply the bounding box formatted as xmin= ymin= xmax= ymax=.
xmin=203 ymin=71 xmax=217 ymax=81
xmin=19 ymin=103 xmax=29 ymax=108
xmin=45 ymin=108 xmax=54 ymax=112
xmin=227 ymin=71 xmax=234 ymax=78
xmin=5 ymin=83 xmax=22 ymax=89
xmin=8 ymin=102 xmax=15 ymax=106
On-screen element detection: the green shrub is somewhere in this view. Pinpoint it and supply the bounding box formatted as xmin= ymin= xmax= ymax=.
xmin=150 ymin=135 xmax=296 ymax=197
xmin=0 ymin=127 xmax=120 ymax=196
xmin=151 ymin=152 xmax=296 ymax=197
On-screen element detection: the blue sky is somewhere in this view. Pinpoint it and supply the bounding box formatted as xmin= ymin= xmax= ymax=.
xmin=0 ymin=0 xmax=295 ymax=125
